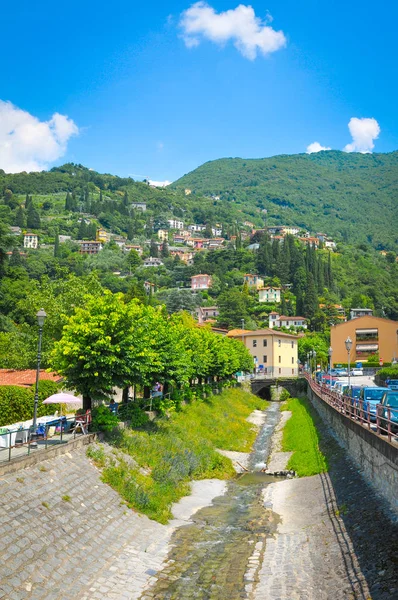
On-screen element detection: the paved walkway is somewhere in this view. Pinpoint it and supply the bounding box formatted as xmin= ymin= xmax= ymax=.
xmin=0 ymin=448 xmax=173 ymax=600
xmin=254 ymin=475 xmax=371 ymax=600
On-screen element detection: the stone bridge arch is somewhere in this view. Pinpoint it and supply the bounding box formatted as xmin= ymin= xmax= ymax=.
xmin=251 ymin=377 xmax=306 ymax=400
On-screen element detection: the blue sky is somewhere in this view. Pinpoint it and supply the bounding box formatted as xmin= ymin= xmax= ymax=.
xmin=1 ymin=1 xmax=397 ymax=180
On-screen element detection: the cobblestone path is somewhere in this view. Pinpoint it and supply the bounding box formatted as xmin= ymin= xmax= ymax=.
xmin=0 ymin=448 xmax=173 ymax=600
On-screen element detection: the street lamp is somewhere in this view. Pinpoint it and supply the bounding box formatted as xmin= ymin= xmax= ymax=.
xmin=306 ymin=352 xmax=310 ymax=373
xmin=313 ymin=350 xmax=317 ymax=377
xmin=328 ymin=347 xmax=333 ymax=387
xmin=345 ymin=336 xmax=353 ymax=390
xmin=31 ymin=309 xmax=47 ymax=447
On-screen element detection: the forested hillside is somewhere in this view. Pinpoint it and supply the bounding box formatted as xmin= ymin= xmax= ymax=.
xmin=172 ymin=150 xmax=398 ymax=251
xmin=0 ymin=157 xmax=397 ymax=373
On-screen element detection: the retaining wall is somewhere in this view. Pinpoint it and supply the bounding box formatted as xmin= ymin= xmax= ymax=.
xmin=307 ymin=386 xmax=398 ymax=517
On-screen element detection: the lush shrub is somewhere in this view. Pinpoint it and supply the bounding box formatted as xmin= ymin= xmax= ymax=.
xmin=0 ymin=381 xmax=60 ymax=427
xmin=117 ymin=403 xmax=149 ymax=428
xmin=279 ymin=389 xmax=291 ymax=402
xmin=377 ymin=366 xmax=398 ymax=380
xmin=97 ymin=388 xmax=268 ymax=523
xmin=91 ymin=405 xmax=119 ymax=432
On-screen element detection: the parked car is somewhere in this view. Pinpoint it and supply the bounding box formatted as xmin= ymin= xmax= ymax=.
xmin=351 ymin=368 xmax=364 ymax=376
xmin=359 ymin=387 xmax=387 ymax=422
xmin=336 ymin=368 xmax=348 ymax=376
xmin=329 ymin=368 xmax=341 ymax=377
xmin=386 ymin=379 xmax=398 ymax=390
xmin=378 ymin=390 xmax=398 ymax=433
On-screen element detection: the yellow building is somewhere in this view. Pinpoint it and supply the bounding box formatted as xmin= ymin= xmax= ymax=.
xmin=96 ymin=228 xmax=110 ymax=243
xmin=157 ymin=229 xmax=169 ymax=242
xmin=227 ymin=329 xmax=299 ymax=376
xmin=331 ymin=316 xmax=398 ymax=365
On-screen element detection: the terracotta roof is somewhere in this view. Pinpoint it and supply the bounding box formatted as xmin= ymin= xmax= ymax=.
xmin=279 ymin=315 xmax=306 ymax=321
xmin=227 ymin=328 xmax=299 ymax=339
xmin=0 ymin=369 xmax=62 ymax=387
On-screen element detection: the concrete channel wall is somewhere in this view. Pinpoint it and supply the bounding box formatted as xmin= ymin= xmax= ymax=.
xmin=307 ymin=386 xmax=398 ymax=517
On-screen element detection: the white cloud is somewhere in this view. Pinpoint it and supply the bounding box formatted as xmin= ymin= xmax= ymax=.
xmin=343 ymin=117 xmax=380 ymax=153
xmin=179 ymin=2 xmax=286 ymax=60
xmin=306 ymin=142 xmax=331 ymax=154
xmin=148 ymin=179 xmax=172 ymax=188
xmin=0 ymin=100 xmax=79 ymax=173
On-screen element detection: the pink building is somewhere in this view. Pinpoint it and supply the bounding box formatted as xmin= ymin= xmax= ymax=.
xmin=191 ymin=274 xmax=212 ymax=290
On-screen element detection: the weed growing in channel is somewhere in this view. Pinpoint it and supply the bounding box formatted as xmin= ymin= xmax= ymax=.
xmin=282 ymin=397 xmax=328 ymax=477
xmin=99 ymin=389 xmax=268 ymax=523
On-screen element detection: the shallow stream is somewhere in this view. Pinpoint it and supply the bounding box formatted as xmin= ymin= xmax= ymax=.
xmin=141 ymin=402 xmax=282 ymax=599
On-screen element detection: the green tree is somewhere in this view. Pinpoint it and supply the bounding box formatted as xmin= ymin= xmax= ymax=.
xmin=15 ymin=206 xmax=25 ymax=227
xmin=26 ymin=204 xmax=41 ymax=229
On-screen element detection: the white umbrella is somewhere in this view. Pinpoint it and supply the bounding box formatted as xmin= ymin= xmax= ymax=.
xmin=42 ymin=392 xmax=81 ymax=405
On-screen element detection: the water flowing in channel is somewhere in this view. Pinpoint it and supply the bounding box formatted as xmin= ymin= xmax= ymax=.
xmin=141 ymin=402 xmax=282 ymax=600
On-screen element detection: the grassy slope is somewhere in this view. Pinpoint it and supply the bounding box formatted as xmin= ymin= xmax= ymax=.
xmin=281 ymin=397 xmax=328 ymax=477
xmin=88 ymin=389 xmax=268 ymax=523
xmin=172 ymin=150 xmax=398 ymax=250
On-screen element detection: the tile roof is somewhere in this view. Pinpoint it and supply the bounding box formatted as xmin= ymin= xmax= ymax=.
xmin=0 ymin=370 xmax=62 ymax=387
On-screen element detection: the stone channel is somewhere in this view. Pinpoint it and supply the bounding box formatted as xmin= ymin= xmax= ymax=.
xmin=140 ymin=402 xmax=283 ymax=600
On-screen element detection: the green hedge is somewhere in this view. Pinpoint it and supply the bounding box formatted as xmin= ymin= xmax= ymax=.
xmin=333 ymin=362 xmax=391 ymax=368
xmin=375 ymin=366 xmax=398 ymax=382
xmin=0 ymin=381 xmax=60 ymax=427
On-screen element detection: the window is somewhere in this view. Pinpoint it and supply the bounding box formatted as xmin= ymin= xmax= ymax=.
xmin=292 ymin=357 xmax=294 ymax=364
xmin=263 ymin=339 xmax=267 ymax=347
xmin=291 ymin=341 xmax=294 ymax=348
xmin=292 ymin=368 xmax=295 ymax=374
xmin=278 ymin=339 xmax=281 ymax=347
xmin=263 ymin=355 xmax=268 ymax=363
xmin=253 ymin=340 xmax=257 ymax=348
xmin=278 ymin=356 xmax=281 ymax=363
xmin=279 ymin=368 xmax=281 ymax=374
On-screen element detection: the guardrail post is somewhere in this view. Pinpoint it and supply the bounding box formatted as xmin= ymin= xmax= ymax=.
xmin=387 ymin=408 xmax=391 ymax=443
xmin=8 ymin=431 xmax=12 ymax=462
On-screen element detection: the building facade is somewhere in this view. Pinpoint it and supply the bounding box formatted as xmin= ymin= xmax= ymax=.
xmin=168 ymin=219 xmax=184 ymax=230
xmin=330 ymin=316 xmax=398 ymax=365
xmin=191 ymin=274 xmax=212 ymax=290
xmin=243 ymin=274 xmax=264 ymax=289
xmin=350 ymin=308 xmax=373 ymax=320
xmin=23 ymin=233 xmax=39 ymax=249
xmin=227 ymin=329 xmax=299 ymax=376
xmin=196 ymin=306 xmax=219 ymax=324
xmin=79 ymin=241 xmax=103 ymax=254
xmin=258 ymin=287 xmax=281 ymax=303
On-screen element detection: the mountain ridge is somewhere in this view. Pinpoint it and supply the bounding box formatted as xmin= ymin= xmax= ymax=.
xmin=171 ymin=150 xmax=398 ymax=250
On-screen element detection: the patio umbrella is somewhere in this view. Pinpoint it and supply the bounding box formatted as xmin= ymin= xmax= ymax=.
xmin=42 ymin=392 xmax=81 ymax=404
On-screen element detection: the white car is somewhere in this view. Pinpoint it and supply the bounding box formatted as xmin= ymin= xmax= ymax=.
xmin=351 ymin=368 xmax=364 ymax=376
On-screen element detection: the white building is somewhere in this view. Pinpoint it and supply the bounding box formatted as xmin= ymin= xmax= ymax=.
xmin=268 ymin=312 xmax=307 ymax=329
xmin=188 ymin=224 xmax=206 ymax=233
xmin=23 ymin=233 xmax=39 ymax=249
xmin=168 ymin=219 xmax=184 ymax=230
xmin=143 ymin=257 xmax=164 ymax=267
xmin=131 ymin=202 xmax=147 ymax=212
xmin=212 ymin=226 xmax=222 ymax=237
xmin=258 ymin=287 xmax=282 ymax=303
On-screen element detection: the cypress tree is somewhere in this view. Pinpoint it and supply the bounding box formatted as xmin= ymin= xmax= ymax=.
xmin=26 ymin=204 xmax=41 ymax=229
xmin=123 ymin=191 xmax=129 ymax=207
xmin=15 ymin=206 xmax=25 ymax=227
xmin=150 ymin=240 xmax=159 ymax=257
xmin=161 ymin=241 xmax=169 ymax=258
xmin=54 ymin=232 xmax=60 ymax=257
xmin=303 ymin=272 xmax=318 ymax=322
xmin=65 ymin=192 xmax=72 ymax=211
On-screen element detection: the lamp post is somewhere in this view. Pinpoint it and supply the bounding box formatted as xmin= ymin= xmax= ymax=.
xmin=313 ymin=350 xmax=317 ymax=377
xmin=306 ymin=352 xmax=310 ymax=373
xmin=31 ymin=309 xmax=47 ymax=446
xmin=345 ymin=336 xmax=352 ymax=391
xmin=328 ymin=347 xmax=333 ymax=387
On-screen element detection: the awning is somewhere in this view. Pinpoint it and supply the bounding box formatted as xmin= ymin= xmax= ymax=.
xmin=356 ymin=344 xmax=378 ymax=351
xmin=356 ymin=329 xmax=378 ymax=335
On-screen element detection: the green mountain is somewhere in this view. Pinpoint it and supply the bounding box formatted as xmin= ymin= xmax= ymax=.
xmin=172 ymin=150 xmax=398 ymax=251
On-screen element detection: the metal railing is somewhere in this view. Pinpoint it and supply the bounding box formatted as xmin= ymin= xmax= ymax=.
xmin=0 ymin=414 xmax=91 ymax=464
xmin=305 ymin=374 xmax=398 ymax=444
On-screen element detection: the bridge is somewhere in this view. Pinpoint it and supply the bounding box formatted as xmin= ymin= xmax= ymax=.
xmin=250 ymin=375 xmax=306 ymax=399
